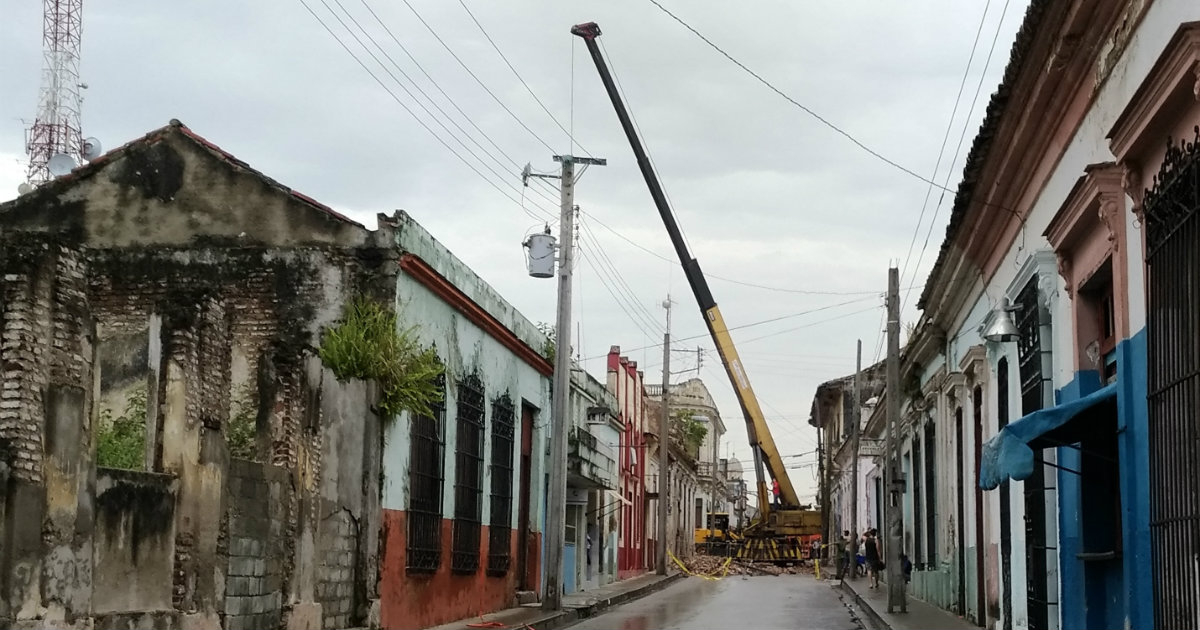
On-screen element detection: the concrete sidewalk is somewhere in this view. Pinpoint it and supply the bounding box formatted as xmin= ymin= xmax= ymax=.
xmin=428 ymin=571 xmax=684 ymax=630
xmin=838 ymin=576 xmax=977 ymax=630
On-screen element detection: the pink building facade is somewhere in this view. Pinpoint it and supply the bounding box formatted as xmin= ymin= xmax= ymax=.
xmin=606 ymin=347 xmax=647 ymax=578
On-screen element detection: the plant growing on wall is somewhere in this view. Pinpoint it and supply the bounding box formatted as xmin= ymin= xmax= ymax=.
xmin=96 ymin=389 xmax=148 ymax=470
xmin=536 ymin=322 xmax=556 ymax=363
xmin=670 ymin=409 xmax=707 ymax=455
xmin=226 ymin=385 xmax=257 ymax=460
xmin=319 ymin=297 xmax=445 ymax=418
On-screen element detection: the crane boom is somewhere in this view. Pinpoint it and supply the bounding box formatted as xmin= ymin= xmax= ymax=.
xmin=571 ymin=22 xmax=800 ymax=515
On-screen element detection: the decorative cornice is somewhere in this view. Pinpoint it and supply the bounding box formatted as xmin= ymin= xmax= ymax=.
xmin=1006 ymin=249 xmax=1060 ymax=307
xmin=1043 ymin=163 xmax=1125 ymax=297
xmin=398 ymin=253 xmax=554 ymax=377
xmin=1121 ymin=160 xmax=1145 ymax=225
xmin=942 ymin=371 xmax=968 ymax=399
xmin=958 ymin=345 xmax=987 ymax=379
xmin=1044 ymin=163 xmax=1125 ymax=250
xmin=1057 ymin=253 xmax=1075 ymax=299
xmin=1107 ymin=21 xmax=1200 ymax=161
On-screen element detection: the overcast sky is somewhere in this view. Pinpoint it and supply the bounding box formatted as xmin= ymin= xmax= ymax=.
xmin=0 ymin=0 xmax=1027 ymax=502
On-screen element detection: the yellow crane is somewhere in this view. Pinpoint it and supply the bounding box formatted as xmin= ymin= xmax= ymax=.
xmin=572 ymin=22 xmax=820 ymax=563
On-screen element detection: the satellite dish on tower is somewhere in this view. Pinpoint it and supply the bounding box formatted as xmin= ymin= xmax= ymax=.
xmin=82 ymin=137 xmax=102 ymax=161
xmin=17 ymin=182 xmax=33 ymax=196
xmin=47 ymin=153 xmax=77 ymax=176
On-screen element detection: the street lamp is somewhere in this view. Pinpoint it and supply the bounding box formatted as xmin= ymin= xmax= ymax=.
xmin=984 ymin=299 xmax=1020 ymax=343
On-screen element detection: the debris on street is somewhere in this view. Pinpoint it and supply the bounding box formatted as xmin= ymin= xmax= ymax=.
xmin=677 ymin=553 xmax=815 ymax=577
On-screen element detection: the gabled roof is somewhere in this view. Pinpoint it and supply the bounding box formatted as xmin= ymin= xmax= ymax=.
xmin=1 ymin=119 xmax=362 ymax=233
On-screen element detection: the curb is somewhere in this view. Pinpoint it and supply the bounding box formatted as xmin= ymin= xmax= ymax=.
xmin=578 ymin=572 xmax=686 ymax=618
xmin=523 ymin=572 xmax=686 ymax=630
xmin=836 ymin=581 xmax=889 ymax=630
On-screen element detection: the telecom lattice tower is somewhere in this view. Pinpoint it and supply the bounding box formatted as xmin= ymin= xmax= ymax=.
xmin=25 ymin=0 xmax=84 ymax=186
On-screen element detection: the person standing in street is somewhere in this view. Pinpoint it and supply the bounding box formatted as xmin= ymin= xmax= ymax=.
xmin=863 ymin=529 xmax=882 ymax=589
xmin=840 ymin=530 xmax=854 ymax=579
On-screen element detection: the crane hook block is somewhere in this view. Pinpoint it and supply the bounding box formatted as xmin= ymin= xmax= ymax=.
xmin=571 ymin=22 xmax=602 ymax=40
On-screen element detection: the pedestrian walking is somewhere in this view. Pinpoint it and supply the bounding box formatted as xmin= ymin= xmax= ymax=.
xmin=863 ymin=529 xmax=882 ymax=589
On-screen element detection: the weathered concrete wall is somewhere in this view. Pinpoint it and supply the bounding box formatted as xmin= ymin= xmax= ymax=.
xmin=1 ymin=242 xmax=388 ymax=629
xmin=0 ymin=122 xmax=371 ymax=251
xmin=378 ymin=224 xmax=552 ymax=629
xmin=93 ymin=469 xmax=178 ymax=614
xmin=225 ymin=459 xmax=290 ymax=630
xmin=0 ymin=238 xmax=97 ymax=629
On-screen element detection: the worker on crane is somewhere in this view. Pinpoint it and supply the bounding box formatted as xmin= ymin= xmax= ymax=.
xmin=771 ymin=478 xmax=781 ymax=509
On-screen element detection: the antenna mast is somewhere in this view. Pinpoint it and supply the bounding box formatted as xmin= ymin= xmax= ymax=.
xmin=25 ymin=0 xmax=85 ymax=185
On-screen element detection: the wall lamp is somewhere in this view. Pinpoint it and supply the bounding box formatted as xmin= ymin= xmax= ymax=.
xmin=984 ymin=298 xmax=1021 ymax=343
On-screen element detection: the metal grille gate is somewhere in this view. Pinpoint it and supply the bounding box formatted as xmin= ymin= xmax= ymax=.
xmin=1145 ymin=128 xmax=1200 ymax=629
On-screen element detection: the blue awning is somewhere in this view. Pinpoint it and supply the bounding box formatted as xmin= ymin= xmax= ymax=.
xmin=979 ymin=382 xmax=1119 ymax=490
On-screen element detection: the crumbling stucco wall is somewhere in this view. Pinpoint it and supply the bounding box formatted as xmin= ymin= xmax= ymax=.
xmin=93 ymin=469 xmax=178 ymax=614
xmin=0 ymin=237 xmax=97 ymax=629
xmin=0 ymin=121 xmax=397 ymax=629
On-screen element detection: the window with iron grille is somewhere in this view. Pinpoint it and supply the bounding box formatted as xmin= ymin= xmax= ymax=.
xmin=487 ymin=393 xmax=515 ymax=576
xmin=1144 ymin=129 xmax=1200 ymax=629
xmin=407 ymin=372 xmax=446 ymax=574
xmin=452 ymin=373 xmax=486 ymax=574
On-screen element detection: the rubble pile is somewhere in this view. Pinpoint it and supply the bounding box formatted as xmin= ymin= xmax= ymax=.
xmin=680 ymin=554 xmax=815 ymax=577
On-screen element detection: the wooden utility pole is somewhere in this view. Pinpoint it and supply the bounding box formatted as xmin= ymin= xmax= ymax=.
xmin=885 ymin=266 xmax=907 ymax=612
xmin=657 ymin=297 xmax=672 ymax=575
xmin=850 ymin=339 xmax=862 ymax=578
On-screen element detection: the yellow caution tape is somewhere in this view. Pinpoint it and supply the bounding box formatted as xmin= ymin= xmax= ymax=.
xmin=668 ymin=550 xmax=732 ymax=581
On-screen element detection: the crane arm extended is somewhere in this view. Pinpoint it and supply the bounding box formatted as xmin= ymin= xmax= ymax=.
xmin=571 ymin=22 xmax=800 ymax=512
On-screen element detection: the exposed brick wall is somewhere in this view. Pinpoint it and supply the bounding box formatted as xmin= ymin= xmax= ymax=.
xmin=0 ymin=235 xmax=391 ymax=628
xmin=0 ymin=241 xmax=90 ymax=484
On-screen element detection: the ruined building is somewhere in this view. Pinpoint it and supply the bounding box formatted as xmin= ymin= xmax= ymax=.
xmin=0 ymin=120 xmax=551 ymax=629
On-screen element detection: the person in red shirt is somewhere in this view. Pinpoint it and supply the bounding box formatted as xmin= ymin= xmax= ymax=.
xmin=771 ymin=478 xmax=781 ymax=508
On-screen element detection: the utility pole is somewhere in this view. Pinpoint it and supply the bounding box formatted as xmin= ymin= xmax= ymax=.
xmin=884 ymin=266 xmax=907 ymax=612
xmin=657 ymin=297 xmax=672 ymax=575
xmin=817 ymin=423 xmax=826 ymax=564
xmin=538 ymin=154 xmax=605 ymax=611
xmin=850 ymin=339 xmax=862 ymax=579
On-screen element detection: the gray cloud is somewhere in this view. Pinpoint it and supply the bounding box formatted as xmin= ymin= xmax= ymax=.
xmin=0 ymin=0 xmax=1029 ymax=501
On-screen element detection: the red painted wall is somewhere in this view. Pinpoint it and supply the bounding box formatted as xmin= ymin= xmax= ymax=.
xmin=380 ymin=510 xmax=541 ymax=629
xmin=608 ymin=347 xmax=647 ymax=578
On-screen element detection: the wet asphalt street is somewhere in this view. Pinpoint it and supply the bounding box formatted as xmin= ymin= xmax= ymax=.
xmin=566 ymin=575 xmax=863 ymax=630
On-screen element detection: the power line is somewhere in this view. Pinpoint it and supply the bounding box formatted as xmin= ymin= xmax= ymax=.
xmin=904 ymin=0 xmax=1014 ymax=313
xmin=577 ymin=247 xmax=664 ymax=342
xmin=899 ymin=0 xmax=993 ymax=307
xmin=456 ymin=0 xmax=590 ymax=157
xmin=398 ymin=0 xmax=559 ymax=153
xmin=355 ymin=0 xmax=565 ymax=207
xmin=642 ymin=0 xmax=961 ymax=193
xmin=737 ymin=303 xmax=883 ymax=346
xmin=578 ymin=216 xmax=665 ymax=332
xmin=297 ymin=0 xmax=553 ymax=221
xmin=327 ymin=0 xmax=562 ymax=213
xmin=584 ymin=297 xmax=882 ymax=362
xmin=582 ymin=209 xmax=922 ymax=296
